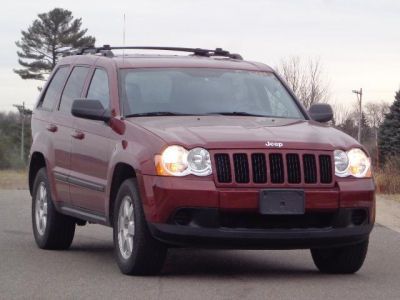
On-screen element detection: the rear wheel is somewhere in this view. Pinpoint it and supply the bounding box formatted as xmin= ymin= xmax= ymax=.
xmin=311 ymin=240 xmax=369 ymax=274
xmin=32 ymin=168 xmax=76 ymax=250
xmin=113 ymin=178 xmax=167 ymax=275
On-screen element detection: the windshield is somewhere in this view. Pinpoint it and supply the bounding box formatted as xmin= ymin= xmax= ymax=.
xmin=120 ymin=68 xmax=305 ymax=119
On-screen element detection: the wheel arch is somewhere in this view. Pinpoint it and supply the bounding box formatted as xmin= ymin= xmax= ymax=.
xmin=29 ymin=152 xmax=47 ymax=196
xmin=108 ymin=162 xmax=138 ymax=224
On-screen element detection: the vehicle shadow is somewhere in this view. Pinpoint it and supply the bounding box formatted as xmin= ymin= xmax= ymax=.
xmin=162 ymin=248 xmax=320 ymax=278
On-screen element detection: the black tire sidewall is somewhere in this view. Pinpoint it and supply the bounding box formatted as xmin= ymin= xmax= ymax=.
xmin=113 ymin=178 xmax=166 ymax=275
xmin=113 ymin=179 xmax=140 ymax=272
xmin=32 ymin=168 xmax=54 ymax=248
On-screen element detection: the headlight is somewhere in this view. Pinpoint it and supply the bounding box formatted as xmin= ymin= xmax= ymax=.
xmin=334 ymin=148 xmax=371 ymax=178
xmin=187 ymin=147 xmax=212 ymax=176
xmin=155 ymin=146 xmax=212 ymax=176
xmin=334 ymin=150 xmax=349 ymax=176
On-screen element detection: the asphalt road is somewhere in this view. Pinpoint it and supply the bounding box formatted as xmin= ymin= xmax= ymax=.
xmin=1 ymin=190 xmax=400 ymax=300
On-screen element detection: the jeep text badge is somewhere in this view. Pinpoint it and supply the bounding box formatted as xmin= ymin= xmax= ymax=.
xmin=265 ymin=141 xmax=283 ymax=148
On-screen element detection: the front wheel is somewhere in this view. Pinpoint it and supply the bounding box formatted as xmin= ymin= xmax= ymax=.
xmin=113 ymin=178 xmax=167 ymax=275
xmin=311 ymin=240 xmax=369 ymax=274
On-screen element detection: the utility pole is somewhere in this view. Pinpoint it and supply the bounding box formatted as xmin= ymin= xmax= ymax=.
xmin=13 ymin=102 xmax=32 ymax=163
xmin=352 ymin=88 xmax=363 ymax=142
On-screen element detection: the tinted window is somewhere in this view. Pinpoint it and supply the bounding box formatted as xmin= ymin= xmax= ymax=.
xmin=40 ymin=66 xmax=69 ymax=110
xmin=87 ymin=69 xmax=110 ymax=109
xmin=59 ymin=66 xmax=89 ymax=113
xmin=120 ymin=68 xmax=304 ymax=119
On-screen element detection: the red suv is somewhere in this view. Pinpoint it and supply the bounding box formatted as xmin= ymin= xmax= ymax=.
xmin=29 ymin=46 xmax=375 ymax=275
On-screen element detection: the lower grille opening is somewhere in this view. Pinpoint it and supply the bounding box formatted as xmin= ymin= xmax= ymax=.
xmin=220 ymin=212 xmax=334 ymax=229
xmin=173 ymin=210 xmax=192 ymax=226
xmin=351 ymin=209 xmax=367 ymax=225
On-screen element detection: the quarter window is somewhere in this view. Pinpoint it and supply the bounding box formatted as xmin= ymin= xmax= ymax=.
xmin=59 ymin=66 xmax=90 ymax=113
xmin=87 ymin=69 xmax=110 ymax=109
xmin=40 ymin=66 xmax=69 ymax=110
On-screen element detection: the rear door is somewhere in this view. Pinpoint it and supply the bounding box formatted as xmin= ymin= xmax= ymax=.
xmin=52 ymin=65 xmax=91 ymax=204
xmin=34 ymin=65 xmax=70 ymax=204
xmin=69 ymin=66 xmax=114 ymax=214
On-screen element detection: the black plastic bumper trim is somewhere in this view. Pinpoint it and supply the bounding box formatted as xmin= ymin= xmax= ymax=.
xmin=148 ymin=223 xmax=373 ymax=250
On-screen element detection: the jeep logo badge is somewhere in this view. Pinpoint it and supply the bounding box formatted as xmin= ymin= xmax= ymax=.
xmin=265 ymin=141 xmax=283 ymax=148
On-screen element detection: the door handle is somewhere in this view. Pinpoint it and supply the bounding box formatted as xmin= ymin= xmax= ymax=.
xmin=71 ymin=130 xmax=85 ymax=140
xmin=46 ymin=124 xmax=57 ymax=132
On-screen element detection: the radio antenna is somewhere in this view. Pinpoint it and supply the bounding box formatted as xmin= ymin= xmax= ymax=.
xmin=122 ymin=13 xmax=126 ymax=61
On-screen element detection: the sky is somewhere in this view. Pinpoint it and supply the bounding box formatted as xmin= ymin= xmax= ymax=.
xmin=0 ymin=0 xmax=399 ymax=112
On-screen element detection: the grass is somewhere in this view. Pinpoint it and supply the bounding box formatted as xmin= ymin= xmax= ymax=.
xmin=375 ymin=171 xmax=400 ymax=194
xmin=0 ymin=169 xmax=28 ymax=190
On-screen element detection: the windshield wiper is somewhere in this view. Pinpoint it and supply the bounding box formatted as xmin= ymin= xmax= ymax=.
xmin=206 ymin=111 xmax=272 ymax=117
xmin=125 ymin=112 xmax=196 ymax=117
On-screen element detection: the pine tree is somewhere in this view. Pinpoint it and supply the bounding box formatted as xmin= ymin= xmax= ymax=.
xmin=378 ymin=90 xmax=400 ymax=164
xmin=14 ymin=8 xmax=95 ymax=80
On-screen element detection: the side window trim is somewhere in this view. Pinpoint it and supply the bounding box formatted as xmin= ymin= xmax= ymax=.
xmin=56 ymin=64 xmax=91 ymax=112
xmin=37 ymin=65 xmax=70 ymax=111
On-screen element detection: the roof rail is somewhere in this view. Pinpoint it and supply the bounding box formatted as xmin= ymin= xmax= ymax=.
xmin=75 ymin=45 xmax=243 ymax=60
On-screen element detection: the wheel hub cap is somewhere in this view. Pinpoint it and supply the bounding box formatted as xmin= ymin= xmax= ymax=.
xmin=118 ymin=196 xmax=135 ymax=259
xmin=35 ymin=182 xmax=48 ymax=236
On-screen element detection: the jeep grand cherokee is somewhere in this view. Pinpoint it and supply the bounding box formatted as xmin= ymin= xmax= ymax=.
xmin=29 ymin=46 xmax=374 ymax=275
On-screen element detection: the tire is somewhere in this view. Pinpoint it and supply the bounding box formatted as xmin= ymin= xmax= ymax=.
xmin=32 ymin=167 xmax=76 ymax=250
xmin=113 ymin=178 xmax=167 ymax=275
xmin=311 ymin=240 xmax=369 ymax=274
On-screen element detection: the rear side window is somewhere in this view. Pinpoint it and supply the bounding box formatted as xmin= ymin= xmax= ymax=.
xmin=59 ymin=66 xmax=90 ymax=113
xmin=40 ymin=66 xmax=69 ymax=110
xmin=87 ymin=69 xmax=110 ymax=109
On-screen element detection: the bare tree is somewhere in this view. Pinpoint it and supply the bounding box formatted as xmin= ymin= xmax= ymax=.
xmin=364 ymin=101 xmax=390 ymax=168
xmin=364 ymin=101 xmax=390 ymax=130
xmin=331 ymin=102 xmax=353 ymax=126
xmin=276 ymin=56 xmax=329 ymax=109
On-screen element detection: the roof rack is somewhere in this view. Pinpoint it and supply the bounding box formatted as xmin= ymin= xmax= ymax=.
xmin=74 ymin=45 xmax=243 ymax=60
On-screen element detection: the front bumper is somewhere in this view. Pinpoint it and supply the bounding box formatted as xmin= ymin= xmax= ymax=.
xmin=149 ymin=222 xmax=372 ymax=249
xmin=148 ymin=207 xmax=373 ymax=249
xmin=138 ymin=175 xmax=375 ymax=249
xmin=139 ymin=175 xmax=375 ymax=223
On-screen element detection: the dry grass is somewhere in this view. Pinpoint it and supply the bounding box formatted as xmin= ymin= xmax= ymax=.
xmin=375 ymin=156 xmax=400 ymax=194
xmin=375 ymin=172 xmax=400 ymax=194
xmin=0 ymin=170 xmax=28 ymax=190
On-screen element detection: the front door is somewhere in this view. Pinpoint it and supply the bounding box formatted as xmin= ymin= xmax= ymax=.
xmin=69 ymin=67 xmax=113 ymax=213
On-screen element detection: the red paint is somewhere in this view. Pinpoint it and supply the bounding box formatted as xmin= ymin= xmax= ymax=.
xmin=29 ymin=52 xmax=375 ymax=230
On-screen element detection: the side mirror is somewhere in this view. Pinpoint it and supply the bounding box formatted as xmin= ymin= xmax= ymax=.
xmin=308 ymin=103 xmax=333 ymax=123
xmin=71 ymin=99 xmax=111 ymax=122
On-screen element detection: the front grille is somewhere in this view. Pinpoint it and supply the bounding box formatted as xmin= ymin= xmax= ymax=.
xmin=286 ymin=154 xmax=301 ymax=183
xmin=303 ymin=154 xmax=317 ymax=183
xmin=214 ymin=151 xmax=333 ymax=186
xmin=251 ymin=153 xmax=267 ymax=183
xmin=214 ymin=154 xmax=231 ymax=183
xmin=269 ymin=153 xmax=284 ymax=183
xmin=319 ymin=155 xmax=333 ymax=183
xmin=233 ymin=153 xmax=250 ymax=183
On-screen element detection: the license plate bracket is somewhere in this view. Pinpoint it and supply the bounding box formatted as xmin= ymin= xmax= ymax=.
xmin=259 ymin=189 xmax=305 ymax=215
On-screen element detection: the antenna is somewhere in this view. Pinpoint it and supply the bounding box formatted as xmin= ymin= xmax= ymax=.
xmin=122 ymin=13 xmax=126 ymax=61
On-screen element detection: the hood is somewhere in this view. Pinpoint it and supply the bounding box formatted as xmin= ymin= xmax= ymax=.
xmin=126 ymin=116 xmax=360 ymax=151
